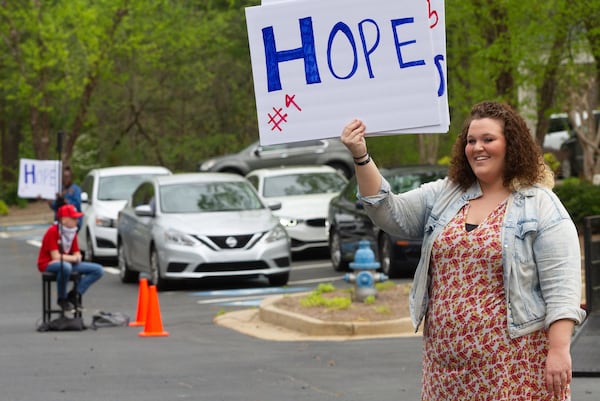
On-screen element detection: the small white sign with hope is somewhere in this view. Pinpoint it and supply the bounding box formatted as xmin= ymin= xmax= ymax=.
xmin=246 ymin=0 xmax=448 ymax=145
xmin=17 ymin=158 xmax=62 ymax=200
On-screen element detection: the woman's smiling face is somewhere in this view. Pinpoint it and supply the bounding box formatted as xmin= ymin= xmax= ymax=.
xmin=465 ymin=117 xmax=507 ymax=186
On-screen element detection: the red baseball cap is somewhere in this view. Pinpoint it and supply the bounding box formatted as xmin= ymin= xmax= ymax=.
xmin=57 ymin=204 xmax=83 ymax=219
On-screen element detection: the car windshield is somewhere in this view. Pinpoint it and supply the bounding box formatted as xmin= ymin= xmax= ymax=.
xmin=384 ymin=171 xmax=446 ymax=193
xmin=98 ymin=174 xmax=165 ymax=201
xmin=263 ymin=172 xmax=346 ymax=197
xmin=159 ymin=181 xmax=264 ymax=213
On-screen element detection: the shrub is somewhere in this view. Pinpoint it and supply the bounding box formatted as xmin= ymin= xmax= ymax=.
xmin=299 ymin=292 xmax=352 ymax=309
xmin=0 ymin=200 xmax=8 ymax=216
xmin=554 ymin=178 xmax=600 ymax=225
xmin=544 ymin=152 xmax=560 ymax=174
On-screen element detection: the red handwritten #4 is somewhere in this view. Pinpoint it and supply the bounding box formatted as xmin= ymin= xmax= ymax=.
xmin=268 ymin=94 xmax=302 ymax=132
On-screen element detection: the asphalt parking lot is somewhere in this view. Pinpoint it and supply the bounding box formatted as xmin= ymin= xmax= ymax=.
xmin=1 ymin=223 xmax=599 ymax=401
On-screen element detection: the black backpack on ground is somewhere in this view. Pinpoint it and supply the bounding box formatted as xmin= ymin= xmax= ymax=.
xmin=37 ymin=315 xmax=86 ymax=332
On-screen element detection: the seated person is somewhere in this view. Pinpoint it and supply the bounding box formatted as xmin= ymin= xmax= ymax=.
xmin=37 ymin=204 xmax=103 ymax=312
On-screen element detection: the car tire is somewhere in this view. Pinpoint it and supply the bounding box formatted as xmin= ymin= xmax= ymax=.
xmin=219 ymin=167 xmax=244 ymax=176
xmin=327 ymin=162 xmax=352 ymax=179
xmin=268 ymin=272 xmax=289 ymax=286
xmin=150 ymin=246 xmax=167 ymax=291
xmin=84 ymin=229 xmax=95 ymax=262
xmin=378 ymin=233 xmax=396 ymax=278
xmin=329 ymin=229 xmax=349 ymax=271
xmin=118 ymin=241 xmax=138 ymax=283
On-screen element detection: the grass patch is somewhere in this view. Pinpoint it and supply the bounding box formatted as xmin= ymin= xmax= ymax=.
xmin=299 ymin=282 xmax=352 ymax=309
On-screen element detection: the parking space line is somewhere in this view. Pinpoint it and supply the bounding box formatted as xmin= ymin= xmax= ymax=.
xmin=289 ymin=276 xmax=345 ymax=285
xmin=196 ymin=295 xmax=268 ymax=305
xmin=292 ymin=262 xmax=332 ymax=270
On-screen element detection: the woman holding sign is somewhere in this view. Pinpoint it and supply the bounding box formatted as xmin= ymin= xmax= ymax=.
xmin=341 ymin=101 xmax=585 ymax=401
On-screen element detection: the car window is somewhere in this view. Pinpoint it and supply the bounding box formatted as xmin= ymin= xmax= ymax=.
xmin=81 ymin=175 xmax=94 ymax=199
xmin=258 ymin=140 xmax=323 ymax=153
xmin=340 ymin=177 xmax=359 ymax=202
xmin=284 ymin=140 xmax=323 ymax=149
xmin=263 ymin=172 xmax=347 ymax=197
xmin=385 ymin=171 xmax=446 ymax=193
xmin=548 ymin=116 xmax=572 ymax=133
xmin=160 ymin=182 xmax=264 ymax=213
xmin=257 ymin=144 xmax=287 ymax=153
xmin=131 ymin=182 xmax=155 ymax=208
xmin=246 ymin=175 xmax=259 ymax=190
xmin=98 ymin=174 xmax=166 ymax=201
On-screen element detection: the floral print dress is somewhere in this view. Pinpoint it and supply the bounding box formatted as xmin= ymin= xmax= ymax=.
xmin=421 ymin=201 xmax=569 ymax=401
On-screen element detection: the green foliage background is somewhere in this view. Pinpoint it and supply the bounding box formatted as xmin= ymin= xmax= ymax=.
xmin=1 ymin=0 xmax=600 ymax=205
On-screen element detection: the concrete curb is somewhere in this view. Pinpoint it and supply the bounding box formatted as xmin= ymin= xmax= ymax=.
xmin=214 ymin=295 xmax=420 ymax=341
xmin=258 ymin=294 xmax=415 ymax=337
xmin=0 ymin=220 xmax=52 ymax=231
xmin=0 ymin=214 xmax=53 ymax=231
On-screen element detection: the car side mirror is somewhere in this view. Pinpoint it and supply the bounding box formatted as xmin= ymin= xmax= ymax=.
xmin=134 ymin=204 xmax=154 ymax=217
xmin=267 ymin=200 xmax=282 ymax=211
xmin=254 ymin=147 xmax=263 ymax=157
xmin=81 ymin=192 xmax=88 ymax=203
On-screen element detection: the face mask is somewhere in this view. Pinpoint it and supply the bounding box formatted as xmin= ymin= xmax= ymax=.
xmin=60 ymin=225 xmax=78 ymax=254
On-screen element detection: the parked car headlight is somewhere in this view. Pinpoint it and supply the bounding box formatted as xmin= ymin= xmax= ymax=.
xmin=279 ymin=216 xmax=304 ymax=227
xmin=95 ymin=216 xmax=115 ymax=228
xmin=164 ymin=229 xmax=196 ymax=247
xmin=265 ymin=224 xmax=288 ymax=243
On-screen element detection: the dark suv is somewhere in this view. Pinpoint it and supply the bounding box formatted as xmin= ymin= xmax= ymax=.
xmin=544 ymin=112 xmax=599 ymax=178
xmin=327 ymin=165 xmax=447 ymax=277
xmin=198 ymin=139 xmax=355 ymax=178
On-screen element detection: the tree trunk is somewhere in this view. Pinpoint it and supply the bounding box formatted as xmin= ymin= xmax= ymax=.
xmin=62 ymin=8 xmax=129 ymax=166
xmin=534 ymin=21 xmax=568 ymax=146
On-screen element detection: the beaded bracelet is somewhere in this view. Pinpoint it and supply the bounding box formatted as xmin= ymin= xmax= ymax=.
xmin=354 ymin=154 xmax=371 ymax=166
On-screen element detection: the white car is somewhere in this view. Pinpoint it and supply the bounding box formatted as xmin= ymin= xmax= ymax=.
xmin=79 ymin=166 xmax=172 ymax=261
xmin=246 ymin=166 xmax=348 ymax=253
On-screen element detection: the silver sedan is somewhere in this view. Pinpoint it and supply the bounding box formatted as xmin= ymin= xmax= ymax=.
xmin=116 ymin=173 xmax=291 ymax=290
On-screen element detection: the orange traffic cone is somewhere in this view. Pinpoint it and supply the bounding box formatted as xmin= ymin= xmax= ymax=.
xmin=129 ymin=278 xmax=149 ymax=327
xmin=138 ymin=285 xmax=169 ymax=337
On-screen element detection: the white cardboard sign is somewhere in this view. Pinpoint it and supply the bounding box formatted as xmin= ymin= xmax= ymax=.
xmin=247 ymin=0 xmax=448 ymax=145
xmin=17 ymin=158 xmax=62 ymax=200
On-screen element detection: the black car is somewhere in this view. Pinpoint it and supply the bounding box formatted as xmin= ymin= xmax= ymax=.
xmin=327 ymin=165 xmax=448 ymax=277
xmin=197 ymin=139 xmax=355 ymax=179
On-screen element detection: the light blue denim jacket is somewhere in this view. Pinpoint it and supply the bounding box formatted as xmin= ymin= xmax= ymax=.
xmin=359 ymin=176 xmax=586 ymax=338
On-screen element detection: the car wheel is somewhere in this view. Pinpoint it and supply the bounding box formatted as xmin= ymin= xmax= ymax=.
xmin=327 ymin=162 xmax=352 ymax=179
xmin=84 ymin=230 xmax=95 ymax=262
xmin=118 ymin=241 xmax=138 ymax=283
xmin=219 ymin=167 xmax=244 ymax=176
xmin=378 ymin=233 xmax=395 ymax=278
xmin=329 ymin=229 xmax=349 ymax=271
xmin=268 ymin=272 xmax=289 ymax=286
xmin=149 ymin=246 xmax=167 ymax=291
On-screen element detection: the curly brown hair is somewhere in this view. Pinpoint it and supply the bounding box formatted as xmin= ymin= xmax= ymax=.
xmin=448 ymin=101 xmax=547 ymax=190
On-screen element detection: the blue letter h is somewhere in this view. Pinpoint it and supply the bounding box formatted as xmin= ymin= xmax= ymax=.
xmin=262 ymin=17 xmax=321 ymax=92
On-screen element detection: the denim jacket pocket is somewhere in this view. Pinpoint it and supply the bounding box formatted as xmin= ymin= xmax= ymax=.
xmin=514 ymin=220 xmax=538 ymax=263
xmin=515 ymin=220 xmax=538 ymax=239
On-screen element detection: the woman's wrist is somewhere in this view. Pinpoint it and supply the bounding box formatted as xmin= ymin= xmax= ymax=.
xmin=352 ymin=152 xmax=368 ymax=160
xmin=354 ymin=153 xmax=371 ymax=166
